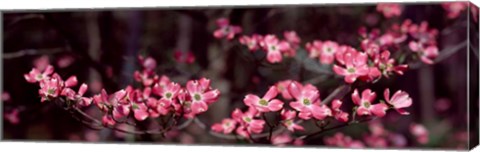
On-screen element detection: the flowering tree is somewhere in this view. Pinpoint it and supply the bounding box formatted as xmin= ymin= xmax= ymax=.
xmin=5 ymin=1 xmax=477 ymax=149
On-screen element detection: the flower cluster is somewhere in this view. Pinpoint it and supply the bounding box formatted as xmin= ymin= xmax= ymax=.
xmin=25 ymin=56 xmax=220 ymax=126
xmin=212 ymin=79 xmax=413 ymax=145
xmin=239 ymin=32 xmax=299 ymax=63
xmin=213 ymin=18 xmax=242 ymax=40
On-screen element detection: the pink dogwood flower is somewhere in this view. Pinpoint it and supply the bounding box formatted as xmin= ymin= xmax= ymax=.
xmin=271 ymin=133 xmax=293 ymax=146
xmin=211 ymin=118 xmax=237 ymax=134
xmin=384 ymin=88 xmax=412 ymax=115
xmin=239 ymin=34 xmax=263 ymax=51
xmin=186 ymin=78 xmax=220 ymax=115
xmin=174 ymin=50 xmax=196 ymax=64
xmin=324 ymin=133 xmax=365 ymax=148
xmin=442 ymin=2 xmax=468 ymax=19
xmin=137 ymin=56 xmax=157 ymax=73
xmin=24 ymin=65 xmax=54 ymax=83
xmin=280 ymin=110 xmax=304 ymax=132
xmin=57 ymin=55 xmax=75 ymax=68
xmin=409 ymin=42 xmax=439 ymax=64
xmin=410 ymin=123 xmax=429 ymax=144
xmin=61 ymin=83 xmax=92 ymax=106
xmin=373 ymin=50 xmax=408 ymax=77
xmin=333 ymin=47 xmax=369 ymax=83
xmin=260 ymin=35 xmax=291 ymax=63
xmin=244 ymin=86 xmax=284 ymax=112
xmin=376 ymin=3 xmax=402 ymax=18
xmin=4 ymin=109 xmax=20 ymax=124
xmin=306 ymin=40 xmax=339 ymax=64
xmin=275 ymin=80 xmax=294 ymax=100
xmin=352 ymin=89 xmax=388 ymax=117
xmin=331 ymin=99 xmax=349 ymax=122
xmin=232 ymin=108 xmax=265 ymax=134
xmin=288 ymin=82 xmax=332 ymax=120
xmin=213 ymin=18 xmax=242 ymax=40
xmin=38 ymin=76 xmax=62 ymax=102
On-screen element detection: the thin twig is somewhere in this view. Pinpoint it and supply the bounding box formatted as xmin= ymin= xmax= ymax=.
xmin=3 ymin=48 xmax=66 ymax=59
xmin=322 ymin=84 xmax=350 ymax=105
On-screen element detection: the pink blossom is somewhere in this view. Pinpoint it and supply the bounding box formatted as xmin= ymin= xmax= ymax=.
xmin=333 ymin=47 xmax=369 ymax=83
xmin=232 ymin=108 xmax=265 ymax=134
xmin=280 ymin=110 xmax=304 ymax=132
xmin=2 ymin=91 xmax=11 ymax=102
xmin=102 ymin=115 xmax=115 ymax=126
xmin=324 ymin=133 xmax=365 ymax=148
xmin=61 ymin=83 xmax=92 ymax=107
xmin=38 ymin=76 xmax=62 ymax=102
xmin=213 ymin=18 xmax=242 ymax=40
xmin=275 ymin=80 xmax=293 ymax=100
xmin=211 ymin=118 xmax=237 ymax=134
xmin=306 ymin=40 xmax=339 ymax=64
xmin=57 ymin=55 xmax=75 ymax=68
xmin=134 ymin=70 xmax=155 ymax=86
xmin=174 ymin=50 xmax=196 ymax=64
xmin=364 ymin=134 xmax=388 ymax=148
xmin=4 ymin=109 xmax=20 ymax=124
xmin=33 ymin=55 xmax=50 ymax=71
xmin=409 ymin=41 xmax=439 ymax=64
xmin=373 ymin=50 xmax=408 ymax=77
xmin=283 ymin=31 xmax=301 ymax=47
xmin=24 ymin=65 xmax=54 ymax=83
xmin=138 ymin=55 xmax=157 ymax=72
xmin=243 ymin=86 xmax=284 ymax=112
xmin=239 ymin=34 xmax=263 ymax=51
xmin=410 ymin=123 xmax=429 ymax=144
xmin=260 ymin=35 xmax=291 ymax=63
xmin=271 ymin=133 xmax=292 ymax=146
xmin=186 ymin=78 xmax=220 ymax=115
xmin=376 ymin=3 xmax=402 ymax=18
xmin=352 ymin=89 xmax=388 ymax=117
xmin=442 ymin=2 xmax=468 ymax=19
xmin=288 ymin=82 xmax=332 ymax=120
xmin=331 ymin=99 xmax=349 ymax=122
xmin=384 ymin=88 xmax=412 ymax=115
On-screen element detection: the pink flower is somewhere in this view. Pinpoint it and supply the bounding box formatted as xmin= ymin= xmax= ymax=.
xmin=33 ymin=55 xmax=50 ymax=71
xmin=153 ymin=81 xmax=181 ymax=101
xmin=93 ymin=89 xmax=131 ymax=120
xmin=239 ymin=34 xmax=263 ymax=51
xmin=2 ymin=91 xmax=11 ymax=102
xmin=351 ymin=89 xmax=388 ymax=117
xmin=324 ymin=133 xmax=365 ymax=148
xmin=280 ymin=110 xmax=304 ymax=132
xmin=186 ymin=78 xmax=220 ymax=115
xmin=275 ymin=80 xmax=294 ymax=100
xmin=211 ymin=118 xmax=237 ymax=134
xmin=271 ymin=133 xmax=292 ymax=146
xmin=102 ymin=115 xmax=116 ymax=126
xmin=244 ymin=86 xmax=284 ymax=112
xmin=306 ymin=40 xmax=339 ymax=64
xmin=38 ymin=76 xmax=62 ymax=102
xmin=442 ymin=2 xmax=468 ymax=19
xmin=134 ymin=70 xmax=155 ymax=86
xmin=409 ymin=41 xmax=439 ymax=64
xmin=410 ymin=123 xmax=429 ymax=144
xmin=373 ymin=50 xmax=408 ymax=77
xmin=333 ymin=47 xmax=369 ymax=83
xmin=288 ymin=82 xmax=332 ymax=120
xmin=61 ymin=83 xmax=92 ymax=107
xmin=232 ymin=108 xmax=265 ymax=134
xmin=283 ymin=31 xmax=300 ymax=46
xmin=384 ymin=88 xmax=412 ymax=115
xmin=57 ymin=55 xmax=75 ymax=68
xmin=331 ymin=99 xmax=349 ymax=122
xmin=138 ymin=56 xmax=157 ymax=72
xmin=24 ymin=65 xmax=54 ymax=83
xmin=364 ymin=134 xmax=388 ymax=148
xmin=260 ymin=35 xmax=291 ymax=63
xmin=376 ymin=3 xmax=402 ymax=18
xmin=213 ymin=18 xmax=242 ymax=40
xmin=174 ymin=50 xmax=196 ymax=64
xmin=4 ymin=109 xmax=20 ymax=124
xmin=131 ymin=102 xmax=149 ymax=121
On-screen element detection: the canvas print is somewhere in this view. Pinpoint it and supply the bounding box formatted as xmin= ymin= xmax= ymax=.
xmin=2 ymin=1 xmax=479 ymax=150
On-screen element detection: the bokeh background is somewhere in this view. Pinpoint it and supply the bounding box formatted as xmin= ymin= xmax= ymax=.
xmin=2 ymin=2 xmax=479 ymax=150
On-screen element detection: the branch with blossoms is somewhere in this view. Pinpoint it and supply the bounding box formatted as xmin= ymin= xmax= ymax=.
xmin=21 ymin=2 xmax=471 ymax=146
